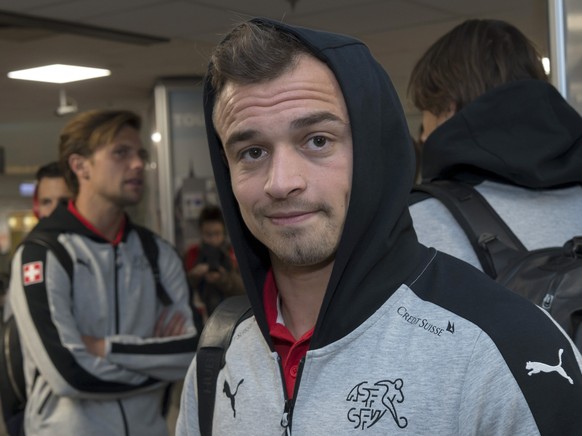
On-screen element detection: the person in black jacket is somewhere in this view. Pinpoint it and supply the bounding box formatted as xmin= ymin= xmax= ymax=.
xmin=407 ymin=19 xmax=582 ymax=271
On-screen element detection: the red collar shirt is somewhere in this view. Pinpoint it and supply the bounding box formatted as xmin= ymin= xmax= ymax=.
xmin=263 ymin=269 xmax=313 ymax=399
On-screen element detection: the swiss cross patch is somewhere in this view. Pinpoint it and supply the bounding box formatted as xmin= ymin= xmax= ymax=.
xmin=23 ymin=261 xmax=44 ymax=286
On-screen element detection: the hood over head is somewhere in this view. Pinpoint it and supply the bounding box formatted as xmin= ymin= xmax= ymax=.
xmin=203 ymin=18 xmax=423 ymax=349
xmin=422 ymin=79 xmax=582 ymax=188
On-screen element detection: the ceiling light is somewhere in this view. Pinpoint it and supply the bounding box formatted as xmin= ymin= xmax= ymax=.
xmin=7 ymin=64 xmax=110 ymax=84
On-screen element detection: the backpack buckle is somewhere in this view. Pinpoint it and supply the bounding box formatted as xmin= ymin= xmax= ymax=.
xmin=477 ymin=233 xmax=497 ymax=247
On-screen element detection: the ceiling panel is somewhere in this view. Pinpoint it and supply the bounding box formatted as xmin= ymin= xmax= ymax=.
xmin=21 ymin=0 xmax=163 ymax=22
xmin=191 ymin=0 xmax=383 ymax=18
xmin=0 ymin=0 xmax=58 ymax=11
xmin=410 ymin=0 xmax=535 ymax=15
xmin=292 ymin=0 xmax=451 ymax=35
xmin=84 ymin=1 xmax=241 ymax=40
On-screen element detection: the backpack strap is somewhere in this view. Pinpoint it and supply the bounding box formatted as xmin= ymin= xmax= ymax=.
xmin=412 ymin=180 xmax=527 ymax=278
xmin=24 ymin=231 xmax=73 ymax=282
xmin=0 ymin=231 xmax=74 ymax=417
xmin=133 ymin=225 xmax=172 ymax=306
xmin=197 ymin=295 xmax=252 ymax=436
xmin=0 ymin=314 xmax=26 ymax=414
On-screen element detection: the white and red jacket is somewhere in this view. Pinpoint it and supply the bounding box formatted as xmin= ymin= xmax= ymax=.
xmin=9 ymin=201 xmax=197 ymax=436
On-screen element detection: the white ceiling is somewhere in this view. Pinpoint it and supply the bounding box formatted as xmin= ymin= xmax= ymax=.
xmin=0 ymin=0 xmax=549 ymax=170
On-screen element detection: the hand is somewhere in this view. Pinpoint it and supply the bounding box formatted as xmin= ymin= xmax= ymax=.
xmin=189 ymin=263 xmax=209 ymax=279
xmin=204 ymin=266 xmax=225 ymax=284
xmin=155 ymin=309 xmax=187 ymax=337
xmin=82 ymin=336 xmax=106 ymax=357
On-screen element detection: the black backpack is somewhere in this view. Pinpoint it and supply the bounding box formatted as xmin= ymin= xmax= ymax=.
xmin=0 ymin=312 xmax=25 ymax=436
xmin=0 ymin=226 xmax=175 ymax=435
xmin=412 ymin=180 xmax=582 ymax=351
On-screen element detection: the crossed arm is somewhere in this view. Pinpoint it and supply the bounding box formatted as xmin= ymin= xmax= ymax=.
xmin=82 ymin=309 xmax=188 ymax=357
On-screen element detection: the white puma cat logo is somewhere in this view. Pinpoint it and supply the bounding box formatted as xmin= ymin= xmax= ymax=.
xmin=526 ymin=348 xmax=573 ymax=384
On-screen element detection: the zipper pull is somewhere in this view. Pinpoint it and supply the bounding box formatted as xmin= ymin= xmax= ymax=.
xmin=281 ymin=399 xmax=293 ymax=435
xmin=542 ymin=293 xmax=554 ymax=310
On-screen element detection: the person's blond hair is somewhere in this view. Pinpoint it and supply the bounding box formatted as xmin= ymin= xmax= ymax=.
xmin=59 ymin=109 xmax=141 ymax=195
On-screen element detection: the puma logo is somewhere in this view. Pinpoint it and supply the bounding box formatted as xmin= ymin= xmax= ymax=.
xmin=223 ymin=379 xmax=244 ymax=417
xmin=526 ymin=349 xmax=573 ymax=384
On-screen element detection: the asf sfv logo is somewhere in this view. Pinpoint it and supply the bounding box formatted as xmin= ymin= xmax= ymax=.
xmin=346 ymin=379 xmax=408 ymax=430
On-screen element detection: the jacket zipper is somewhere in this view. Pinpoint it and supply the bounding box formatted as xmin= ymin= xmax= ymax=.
xmin=278 ymin=355 xmax=306 ymax=435
xmin=113 ymin=245 xmax=128 ymax=435
xmin=281 ymin=399 xmax=293 ymax=436
xmin=114 ymin=246 xmax=120 ymax=334
xmin=541 ymin=272 xmax=561 ymax=311
xmin=277 ymin=355 xmax=292 ymax=435
xmin=118 ymin=399 xmax=129 ymax=435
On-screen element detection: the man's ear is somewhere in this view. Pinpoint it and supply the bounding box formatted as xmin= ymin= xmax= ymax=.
xmin=443 ymin=102 xmax=457 ymax=121
xmin=68 ymin=153 xmax=89 ymax=180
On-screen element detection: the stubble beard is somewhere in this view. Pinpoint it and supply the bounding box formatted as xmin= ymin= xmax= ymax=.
xmin=273 ymin=226 xmax=338 ymax=266
xmin=107 ymin=187 xmax=143 ymax=209
xmin=122 ymin=193 xmax=143 ymax=208
xmin=252 ymin=204 xmax=340 ymax=267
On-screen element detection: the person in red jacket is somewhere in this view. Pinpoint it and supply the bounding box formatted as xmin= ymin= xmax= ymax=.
xmin=184 ymin=205 xmax=244 ymax=320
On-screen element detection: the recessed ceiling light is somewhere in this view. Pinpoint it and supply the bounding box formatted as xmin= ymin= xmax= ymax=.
xmin=7 ymin=64 xmax=111 ymax=84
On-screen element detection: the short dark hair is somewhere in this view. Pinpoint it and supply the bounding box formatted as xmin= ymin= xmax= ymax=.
xmin=199 ymin=204 xmax=225 ymax=229
xmin=208 ymin=21 xmax=310 ymax=98
xmin=408 ymin=19 xmax=548 ymax=115
xmin=36 ymin=161 xmax=63 ymax=182
xmin=59 ymin=109 xmax=141 ymax=195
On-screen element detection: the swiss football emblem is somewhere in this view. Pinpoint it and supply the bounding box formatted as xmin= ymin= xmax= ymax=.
xmin=23 ymin=261 xmax=43 ymax=285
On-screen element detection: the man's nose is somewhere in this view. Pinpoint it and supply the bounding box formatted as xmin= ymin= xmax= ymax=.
xmin=264 ymin=147 xmax=307 ymax=199
xmin=131 ymin=150 xmax=146 ymax=170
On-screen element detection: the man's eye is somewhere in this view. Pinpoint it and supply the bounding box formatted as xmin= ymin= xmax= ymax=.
xmin=138 ymin=149 xmax=150 ymax=162
xmin=242 ymin=147 xmax=265 ymax=160
xmin=309 ymin=136 xmax=328 ymax=148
